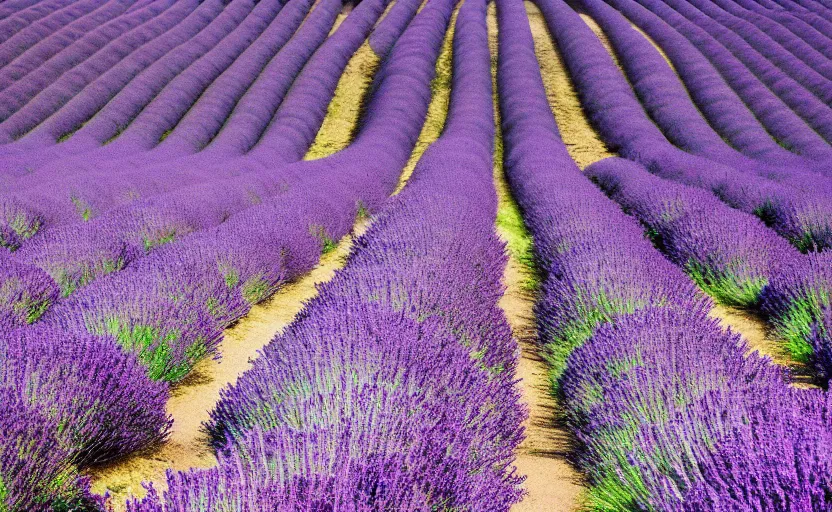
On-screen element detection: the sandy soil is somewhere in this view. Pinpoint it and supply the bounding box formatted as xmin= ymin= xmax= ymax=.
xmin=525 ymin=2 xmax=613 ymax=169
xmin=489 ymin=5 xmax=587 ymax=510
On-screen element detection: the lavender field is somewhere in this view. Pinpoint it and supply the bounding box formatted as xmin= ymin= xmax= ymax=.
xmin=1 ymin=0 xmax=831 ymax=509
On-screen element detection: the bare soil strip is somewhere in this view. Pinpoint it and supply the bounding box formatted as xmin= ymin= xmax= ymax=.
xmin=709 ymin=305 xmax=815 ymax=388
xmin=489 ymin=4 xmax=587 ymax=510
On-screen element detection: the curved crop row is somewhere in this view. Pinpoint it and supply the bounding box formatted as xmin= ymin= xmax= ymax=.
xmin=0 ymin=0 xmax=134 ymax=93
xmin=0 ymin=0 xmax=384 ymax=310
xmin=29 ymin=0 xmax=433 ymax=384
xmin=712 ymin=0 xmax=832 ymax=71
xmin=588 ymin=157 xmax=799 ymax=309
xmin=498 ymin=0 xmax=832 ymax=508
xmin=678 ymin=0 xmax=832 ymax=102
xmin=581 ymin=0 xmax=832 ymax=193
xmin=368 ymin=0 xmax=422 ymax=56
xmin=600 ymin=0 xmax=822 ymax=170
xmin=140 ymin=0 xmax=315 ymax=158
xmin=0 ymin=0 xmax=256 ymax=188
xmin=95 ymin=0 xmax=288 ymax=158
xmin=0 ymin=0 xmax=224 ymax=151
xmin=629 ymin=0 xmax=832 ymax=160
xmin=587 ymin=158 xmax=832 ymax=383
xmin=0 ymin=0 xmax=174 ymax=116
xmin=129 ymin=1 xmax=525 ymax=508
xmin=539 ymin=0 xmax=832 ymax=252
xmin=0 ymin=0 xmax=342 ymax=214
xmin=0 ymin=0 xmax=113 ymax=70
xmin=44 ymin=0 xmax=257 ymax=153
xmin=0 ymin=0 xmax=197 ymax=143
xmin=0 ymin=0 xmax=75 ymax=46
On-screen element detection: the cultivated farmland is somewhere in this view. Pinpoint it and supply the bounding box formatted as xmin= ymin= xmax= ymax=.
xmin=1 ymin=0 xmax=831 ymax=509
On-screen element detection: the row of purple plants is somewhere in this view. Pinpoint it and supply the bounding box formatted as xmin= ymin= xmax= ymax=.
xmin=0 ymin=0 xmax=432 ymax=508
xmin=588 ymin=157 xmax=832 ymax=383
xmin=499 ymin=0 xmax=832 ymax=509
xmin=535 ymin=0 xmax=832 ymax=253
xmin=124 ymin=0 xmax=525 ymax=508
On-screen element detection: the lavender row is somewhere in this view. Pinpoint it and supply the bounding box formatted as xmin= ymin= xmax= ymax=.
xmin=0 ymin=0 xmax=382 ymax=317
xmin=587 ymin=157 xmax=798 ymax=308
xmin=0 ymin=0 xmax=197 ymax=140
xmin=587 ymin=158 xmax=832 ymax=383
xmin=0 ymin=0 xmax=112 ymax=70
xmin=131 ymin=0 xmax=315 ymax=159
xmin=30 ymin=0 xmax=425 ymax=385
xmin=0 ymin=0 xmax=340 ymax=217
xmin=92 ymin=0 xmax=288 ymax=159
xmin=676 ymin=0 xmax=832 ymax=105
xmin=0 ymin=0 xmax=71 ymax=38
xmin=0 ymin=0 xmax=224 ymax=150
xmin=560 ymin=308 xmax=832 ymax=510
xmin=600 ymin=0 xmax=819 ymax=169
xmin=0 ymin=0 xmax=265 ymax=211
xmin=627 ymin=0 xmax=832 ymax=161
xmin=130 ymin=1 xmax=525 ymax=507
xmin=368 ymin=0 xmax=422 ymax=56
xmin=2 ymin=0 xmax=257 ymax=163
xmin=540 ymin=0 xmax=832 ymax=252
xmin=0 ymin=0 xmax=173 ymax=117
xmin=580 ymin=0 xmax=832 ymax=193
xmin=0 ymin=0 xmax=134 ymax=93
xmin=501 ymin=0 xmax=832 ymax=507
xmin=711 ymin=0 xmax=832 ymax=73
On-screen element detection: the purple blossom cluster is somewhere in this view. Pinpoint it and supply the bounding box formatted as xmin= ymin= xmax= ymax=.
xmin=0 ymin=0 xmax=433 ymax=507
xmin=587 ymin=157 xmax=832 ymax=381
xmin=587 ymin=157 xmax=799 ymax=308
xmin=536 ymin=0 xmax=832 ymax=252
xmin=500 ymin=0 xmax=832 ymax=507
xmin=125 ymin=0 xmax=526 ymax=509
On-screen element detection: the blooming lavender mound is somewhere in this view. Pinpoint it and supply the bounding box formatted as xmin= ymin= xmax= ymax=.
xmin=561 ymin=307 xmax=832 ymax=510
xmin=127 ymin=0 xmax=525 ymax=508
xmin=0 ymin=387 xmax=105 ymax=512
xmin=587 ymin=157 xmax=799 ymax=308
xmin=0 ymin=252 xmax=58 ymax=328
xmin=497 ymin=0 xmax=708 ymax=386
xmin=762 ymin=252 xmax=832 ymax=378
xmin=0 ymin=326 xmax=171 ymax=465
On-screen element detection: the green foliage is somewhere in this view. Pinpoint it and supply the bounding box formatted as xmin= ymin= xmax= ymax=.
xmin=310 ymin=225 xmax=337 ymax=254
xmin=774 ymin=295 xmax=827 ymax=363
xmin=686 ymin=260 xmax=766 ymax=308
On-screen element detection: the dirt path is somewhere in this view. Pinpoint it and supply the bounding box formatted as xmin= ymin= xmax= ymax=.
xmin=709 ymin=305 xmax=815 ymax=387
xmin=497 ymin=235 xmax=586 ymax=512
xmin=489 ymin=5 xmax=586 ymax=510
